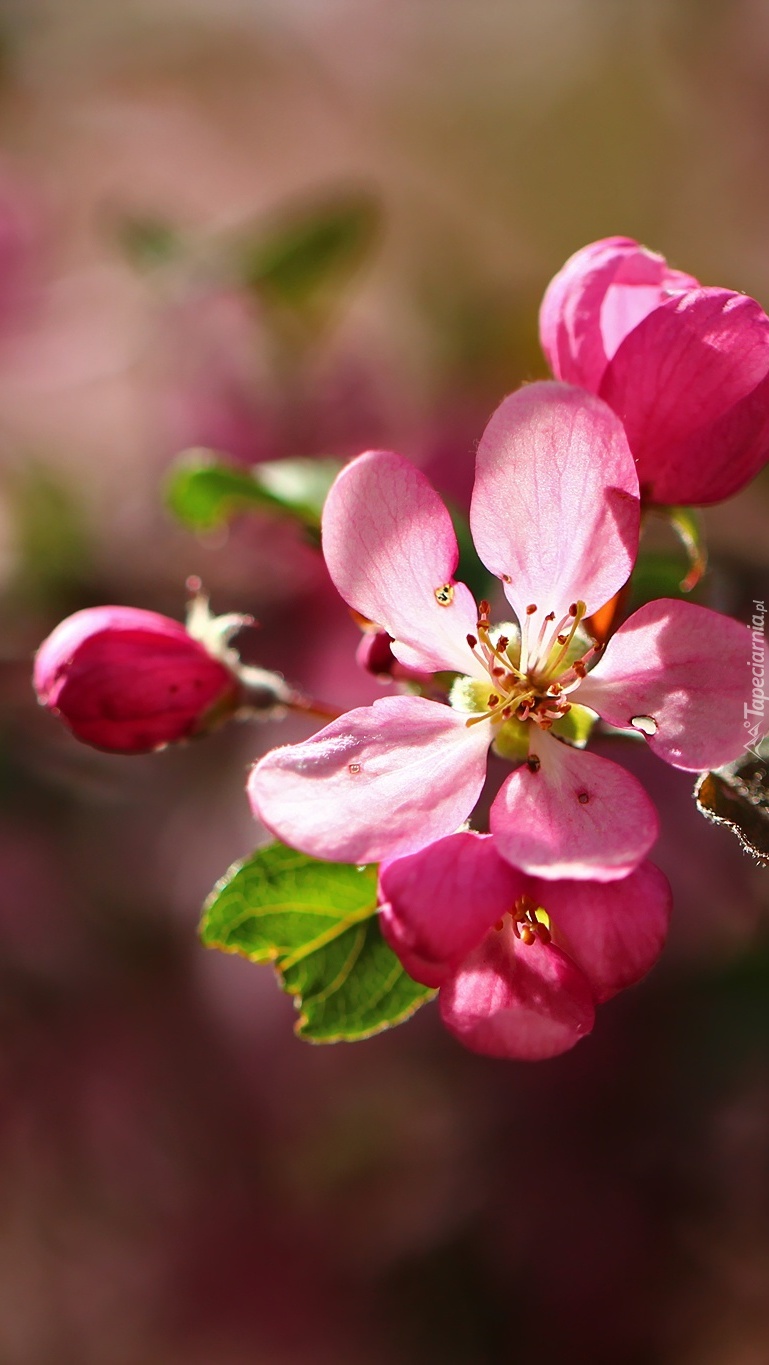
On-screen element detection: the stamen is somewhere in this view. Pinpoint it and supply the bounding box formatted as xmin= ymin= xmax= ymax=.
xmin=545 ymin=600 xmax=587 ymax=678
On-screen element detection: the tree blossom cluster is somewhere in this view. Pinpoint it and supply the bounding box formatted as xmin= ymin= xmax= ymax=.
xmin=34 ymin=238 xmax=769 ymax=1060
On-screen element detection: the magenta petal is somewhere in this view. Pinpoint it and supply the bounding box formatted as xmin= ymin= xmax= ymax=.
xmin=530 ymin=861 xmax=672 ymax=1005
xmin=600 ymin=289 xmax=769 ymax=504
xmin=540 ymin=236 xmax=698 ymax=392
xmin=248 ymin=695 xmax=491 ymax=865
xmin=33 ymin=606 xmax=239 ymax=753
xmin=440 ymin=928 xmax=595 ymax=1060
xmin=578 ymin=599 xmax=756 ymax=771
xmin=490 ymin=730 xmax=659 ymax=881
xmin=379 ymin=831 xmax=525 ymax=987
xmin=322 ymin=450 xmax=482 ymax=676
xmin=470 ymin=382 xmax=639 ymax=634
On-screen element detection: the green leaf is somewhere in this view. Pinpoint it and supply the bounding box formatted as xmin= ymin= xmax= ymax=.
xmin=200 ymin=842 xmax=435 ymax=1042
xmin=695 ymin=754 xmax=769 ymax=866
xmin=165 ymin=451 xmax=341 ymax=533
xmin=238 ymin=189 xmax=381 ymax=334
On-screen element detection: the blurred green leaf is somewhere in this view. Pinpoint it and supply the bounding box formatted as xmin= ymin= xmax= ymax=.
xmin=200 ymin=842 xmax=435 ymax=1042
xmin=627 ymin=549 xmax=707 ymax=614
xmin=114 ymin=214 xmax=181 ymax=270
xmin=238 ymin=189 xmax=381 ymax=334
xmin=662 ymin=506 xmax=708 ymax=591
xmin=8 ymin=462 xmax=92 ymax=606
xmin=165 ymin=451 xmax=341 ymax=534
xmin=695 ymin=754 xmax=769 ymax=866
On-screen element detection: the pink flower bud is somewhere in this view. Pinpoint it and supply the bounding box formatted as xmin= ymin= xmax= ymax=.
xmin=33 ymin=606 xmax=243 ymax=753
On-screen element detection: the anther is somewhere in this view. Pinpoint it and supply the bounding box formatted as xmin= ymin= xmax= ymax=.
xmin=526 ymin=604 xmax=537 ymax=615
xmin=488 ymin=695 xmax=499 ymax=707
xmin=569 ymin=603 xmax=578 ymax=616
xmin=502 ymin=574 xmax=512 ymax=583
xmin=573 ymin=660 xmax=586 ymax=678
xmin=496 ymin=635 xmax=509 ymax=652
xmin=348 ymin=763 xmax=361 ymax=775
xmin=526 ymin=755 xmax=541 ymax=773
xmin=478 ymin=600 xmax=491 ymax=618
xmin=435 ymin=583 xmax=454 ymax=606
xmin=466 ymin=633 xmax=477 ymax=648
xmin=557 ymin=634 xmax=568 ymax=645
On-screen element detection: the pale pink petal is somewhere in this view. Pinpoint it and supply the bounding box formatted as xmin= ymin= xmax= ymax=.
xmin=470 ymin=383 xmax=639 ymax=640
xmin=440 ymin=926 xmax=595 ymax=1060
xmin=379 ymin=831 xmax=524 ymax=987
xmin=489 ymin=729 xmax=659 ymax=881
xmin=530 ymin=861 xmax=672 ymax=1004
xmin=540 ymin=237 xmax=698 ymax=392
xmin=577 ymin=598 xmax=756 ymax=771
xmin=600 ymin=289 xmax=769 ymax=505
xmin=248 ymin=695 xmax=491 ymax=865
xmin=322 ymin=449 xmax=483 ymax=677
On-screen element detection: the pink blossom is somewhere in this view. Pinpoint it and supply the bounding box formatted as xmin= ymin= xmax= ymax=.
xmin=379 ymin=830 xmax=672 ymax=1060
xmin=34 ymin=605 xmax=244 ymax=754
xmin=540 ymin=236 xmax=769 ymax=505
xmin=249 ymin=382 xmax=752 ymax=879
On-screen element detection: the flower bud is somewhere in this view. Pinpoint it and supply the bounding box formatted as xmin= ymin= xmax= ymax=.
xmin=33 ymin=606 xmax=244 ymax=753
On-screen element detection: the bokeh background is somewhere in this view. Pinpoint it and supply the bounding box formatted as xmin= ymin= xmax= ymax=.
xmin=3 ymin=1 xmax=769 ymax=1361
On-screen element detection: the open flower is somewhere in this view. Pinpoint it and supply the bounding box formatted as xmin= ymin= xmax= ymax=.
xmin=250 ymin=382 xmax=751 ymax=879
xmin=540 ymin=236 xmax=769 ymax=505
xmin=379 ymin=830 xmax=672 ymax=1060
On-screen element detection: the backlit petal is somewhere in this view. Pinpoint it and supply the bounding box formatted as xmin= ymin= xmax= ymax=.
xmin=249 ymin=695 xmax=491 ymax=865
xmin=489 ymin=729 xmax=659 ymax=881
xmin=440 ymin=927 xmax=595 ymax=1060
xmin=540 ymin=236 xmax=698 ymax=392
xmin=531 ymin=861 xmax=672 ymax=1004
xmin=322 ymin=449 xmax=483 ymax=676
xmin=600 ymin=289 xmax=769 ymax=505
xmin=470 ymin=382 xmax=639 ymax=640
xmin=578 ymin=598 xmax=757 ymax=771
xmin=379 ymin=831 xmax=524 ymax=987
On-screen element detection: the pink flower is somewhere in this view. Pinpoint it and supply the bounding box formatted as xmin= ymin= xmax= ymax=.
xmin=379 ymin=830 xmax=672 ymax=1060
xmin=249 ymin=382 xmax=751 ymax=879
xmin=34 ymin=605 xmax=244 ymax=754
xmin=540 ymin=236 xmax=769 ymax=505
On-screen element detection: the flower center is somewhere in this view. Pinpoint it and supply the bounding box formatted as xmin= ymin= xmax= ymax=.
xmin=456 ymin=598 xmax=603 ymax=735
xmin=495 ymin=894 xmax=552 ymax=947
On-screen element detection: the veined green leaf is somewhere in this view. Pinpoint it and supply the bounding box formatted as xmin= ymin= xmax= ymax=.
xmin=200 ymin=842 xmax=435 ymax=1042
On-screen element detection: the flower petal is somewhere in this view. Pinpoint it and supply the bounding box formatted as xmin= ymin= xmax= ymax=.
xmin=489 ymin=729 xmax=659 ymax=881
xmin=439 ymin=927 xmax=595 ymax=1060
xmin=248 ymin=695 xmax=491 ymax=865
xmin=322 ymin=449 xmax=483 ymax=676
xmin=379 ymin=831 xmax=524 ymax=987
xmin=540 ymin=236 xmax=698 ymax=392
xmin=599 ymin=289 xmax=769 ymax=505
xmin=470 ymin=382 xmax=639 ymax=638
xmin=577 ymin=598 xmax=757 ymax=771
xmin=530 ymin=860 xmax=672 ymax=1004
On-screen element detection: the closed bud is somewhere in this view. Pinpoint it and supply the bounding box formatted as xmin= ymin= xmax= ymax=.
xmin=33 ymin=605 xmax=244 ymax=754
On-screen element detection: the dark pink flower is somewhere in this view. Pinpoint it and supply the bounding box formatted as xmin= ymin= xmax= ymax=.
xmin=379 ymin=830 xmax=672 ymax=1061
xmin=34 ymin=605 xmax=244 ymax=754
xmin=540 ymin=236 xmax=769 ymax=505
xmin=250 ymin=382 xmax=753 ymax=878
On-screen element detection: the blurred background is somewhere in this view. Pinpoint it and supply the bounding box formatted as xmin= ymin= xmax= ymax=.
xmin=3 ymin=1 xmax=769 ymax=1361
